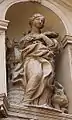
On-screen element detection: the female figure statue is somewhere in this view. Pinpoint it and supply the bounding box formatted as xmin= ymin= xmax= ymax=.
xmin=12 ymin=13 xmax=59 ymax=106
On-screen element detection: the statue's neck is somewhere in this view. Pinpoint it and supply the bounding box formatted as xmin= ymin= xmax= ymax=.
xmin=31 ymin=26 xmax=41 ymax=34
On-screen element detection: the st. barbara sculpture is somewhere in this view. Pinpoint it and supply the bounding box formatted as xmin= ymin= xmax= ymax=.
xmin=7 ymin=13 xmax=68 ymax=112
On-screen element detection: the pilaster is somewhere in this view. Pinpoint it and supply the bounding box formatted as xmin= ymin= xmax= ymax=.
xmin=57 ymin=35 xmax=72 ymax=113
xmin=61 ymin=35 xmax=72 ymax=48
xmin=0 ymin=19 xmax=9 ymax=118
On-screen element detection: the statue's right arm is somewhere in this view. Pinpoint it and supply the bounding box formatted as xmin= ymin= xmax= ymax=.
xmin=20 ymin=35 xmax=30 ymax=49
xmin=19 ymin=34 xmax=34 ymax=49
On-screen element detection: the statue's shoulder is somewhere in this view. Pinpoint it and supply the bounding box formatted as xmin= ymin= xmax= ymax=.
xmin=19 ymin=33 xmax=34 ymax=49
xmin=20 ymin=33 xmax=33 ymax=43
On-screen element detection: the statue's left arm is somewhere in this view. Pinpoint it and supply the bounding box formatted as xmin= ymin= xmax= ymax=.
xmin=43 ymin=31 xmax=59 ymax=38
xmin=43 ymin=31 xmax=60 ymax=53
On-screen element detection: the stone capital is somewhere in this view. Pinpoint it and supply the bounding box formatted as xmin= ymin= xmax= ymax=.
xmin=61 ymin=35 xmax=72 ymax=48
xmin=0 ymin=19 xmax=9 ymax=31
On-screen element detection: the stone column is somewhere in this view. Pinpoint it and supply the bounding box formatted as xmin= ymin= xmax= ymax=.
xmin=0 ymin=19 xmax=9 ymax=117
xmin=56 ymin=35 xmax=72 ymax=114
xmin=0 ymin=19 xmax=9 ymax=95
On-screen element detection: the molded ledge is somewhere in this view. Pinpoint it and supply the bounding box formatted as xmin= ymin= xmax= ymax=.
xmin=0 ymin=98 xmax=72 ymax=119
xmin=0 ymin=19 xmax=9 ymax=30
xmin=0 ymin=93 xmax=9 ymax=118
xmin=61 ymin=35 xmax=72 ymax=48
xmin=3 ymin=104 xmax=72 ymax=120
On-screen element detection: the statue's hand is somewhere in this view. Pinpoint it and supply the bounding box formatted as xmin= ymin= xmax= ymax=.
xmin=43 ymin=31 xmax=59 ymax=38
xmin=47 ymin=50 xmax=54 ymax=57
xmin=32 ymin=33 xmax=45 ymax=40
xmin=31 ymin=33 xmax=53 ymax=45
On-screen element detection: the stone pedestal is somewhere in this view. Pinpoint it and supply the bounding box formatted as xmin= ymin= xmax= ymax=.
xmin=1 ymin=104 xmax=72 ymax=120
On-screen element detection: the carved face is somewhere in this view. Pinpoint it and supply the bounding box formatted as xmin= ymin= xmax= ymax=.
xmin=32 ymin=16 xmax=45 ymax=29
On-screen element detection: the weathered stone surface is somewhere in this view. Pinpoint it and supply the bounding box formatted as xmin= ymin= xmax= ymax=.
xmin=0 ymin=93 xmax=8 ymax=117
xmin=1 ymin=105 xmax=72 ymax=120
xmin=0 ymin=0 xmax=71 ymax=120
xmin=1 ymin=118 xmax=27 ymax=120
xmin=7 ymin=88 xmax=24 ymax=105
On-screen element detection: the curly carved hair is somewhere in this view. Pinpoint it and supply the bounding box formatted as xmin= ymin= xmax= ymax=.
xmin=29 ymin=13 xmax=45 ymax=28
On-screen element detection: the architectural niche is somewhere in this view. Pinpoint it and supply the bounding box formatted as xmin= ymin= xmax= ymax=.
xmin=0 ymin=0 xmax=72 ymax=119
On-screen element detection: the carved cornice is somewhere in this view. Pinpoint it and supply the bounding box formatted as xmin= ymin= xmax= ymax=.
xmin=49 ymin=0 xmax=72 ymax=11
xmin=0 ymin=19 xmax=9 ymax=30
xmin=29 ymin=0 xmax=41 ymax=3
xmin=0 ymin=93 xmax=9 ymax=118
xmin=60 ymin=0 xmax=72 ymax=9
xmin=61 ymin=35 xmax=72 ymax=48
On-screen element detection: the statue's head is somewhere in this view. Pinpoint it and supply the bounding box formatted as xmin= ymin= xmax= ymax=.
xmin=29 ymin=13 xmax=45 ymax=29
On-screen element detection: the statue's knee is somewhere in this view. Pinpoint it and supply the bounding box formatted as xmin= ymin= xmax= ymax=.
xmin=27 ymin=60 xmax=42 ymax=79
xmin=34 ymin=73 xmax=42 ymax=80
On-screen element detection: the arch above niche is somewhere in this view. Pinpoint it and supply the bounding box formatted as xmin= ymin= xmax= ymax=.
xmin=0 ymin=0 xmax=70 ymax=35
xmin=5 ymin=1 xmax=67 ymax=40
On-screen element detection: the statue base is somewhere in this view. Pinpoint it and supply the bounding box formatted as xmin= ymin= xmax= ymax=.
xmin=1 ymin=104 xmax=72 ymax=120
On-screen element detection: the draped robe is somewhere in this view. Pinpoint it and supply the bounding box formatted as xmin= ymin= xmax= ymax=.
xmin=13 ymin=33 xmax=59 ymax=105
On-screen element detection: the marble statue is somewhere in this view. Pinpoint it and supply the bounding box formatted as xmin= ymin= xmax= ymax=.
xmin=6 ymin=13 xmax=68 ymax=112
